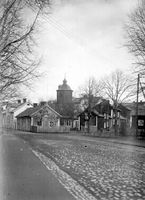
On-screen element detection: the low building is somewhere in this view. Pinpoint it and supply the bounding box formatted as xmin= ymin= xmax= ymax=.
xmin=16 ymin=103 xmax=70 ymax=133
xmin=124 ymin=101 xmax=145 ymax=136
xmin=1 ymin=99 xmax=32 ymax=129
xmin=117 ymin=104 xmax=131 ymax=136
xmin=78 ymin=99 xmax=121 ymax=135
xmin=78 ymin=108 xmax=104 ymax=133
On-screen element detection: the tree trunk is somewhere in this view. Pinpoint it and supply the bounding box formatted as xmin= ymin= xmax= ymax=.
xmin=88 ymin=119 xmax=90 ymax=134
xmin=114 ymin=105 xmax=119 ymax=136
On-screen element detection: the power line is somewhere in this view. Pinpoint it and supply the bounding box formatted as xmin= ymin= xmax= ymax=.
xmin=49 ymin=15 xmax=84 ymax=46
xmin=42 ymin=14 xmax=85 ymax=49
xmin=41 ymin=14 xmax=121 ymax=68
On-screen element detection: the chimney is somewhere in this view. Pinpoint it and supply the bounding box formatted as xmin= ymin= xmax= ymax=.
xmin=23 ymin=98 xmax=27 ymax=103
xmin=40 ymin=101 xmax=46 ymax=106
xmin=17 ymin=100 xmax=21 ymax=104
xmin=33 ymin=103 xmax=38 ymax=107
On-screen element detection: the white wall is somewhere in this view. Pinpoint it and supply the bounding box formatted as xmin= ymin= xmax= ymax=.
xmin=14 ymin=102 xmax=32 ymax=129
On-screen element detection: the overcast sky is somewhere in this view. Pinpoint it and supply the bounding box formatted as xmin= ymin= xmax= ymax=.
xmin=24 ymin=0 xmax=138 ymax=102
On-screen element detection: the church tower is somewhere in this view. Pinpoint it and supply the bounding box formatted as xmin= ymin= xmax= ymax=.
xmin=57 ymin=79 xmax=73 ymax=104
xmin=56 ymin=79 xmax=74 ymax=118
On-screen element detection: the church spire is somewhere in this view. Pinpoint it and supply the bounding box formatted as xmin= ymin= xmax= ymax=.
xmin=63 ymin=73 xmax=67 ymax=84
xmin=63 ymin=78 xmax=67 ymax=85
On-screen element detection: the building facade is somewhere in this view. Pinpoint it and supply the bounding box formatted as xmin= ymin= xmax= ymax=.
xmin=78 ymin=99 xmax=121 ymax=135
xmin=16 ymin=103 xmax=70 ymax=133
xmin=1 ymin=99 xmax=32 ymax=129
xmin=16 ymin=79 xmax=75 ymax=133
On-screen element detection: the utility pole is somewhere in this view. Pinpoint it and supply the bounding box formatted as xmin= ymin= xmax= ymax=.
xmin=136 ymin=74 xmax=140 ymax=136
xmin=88 ymin=81 xmax=91 ymax=134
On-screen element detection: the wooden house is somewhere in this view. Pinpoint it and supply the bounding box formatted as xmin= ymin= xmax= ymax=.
xmin=16 ymin=103 xmax=71 ymax=133
xmin=78 ymin=99 xmax=121 ymax=135
xmin=124 ymin=101 xmax=145 ymax=136
xmin=1 ymin=99 xmax=32 ymax=129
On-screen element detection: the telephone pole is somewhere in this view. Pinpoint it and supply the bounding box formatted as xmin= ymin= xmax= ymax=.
xmin=136 ymin=74 xmax=140 ymax=136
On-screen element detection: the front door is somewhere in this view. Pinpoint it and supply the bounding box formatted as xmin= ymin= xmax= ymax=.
xmin=43 ymin=116 xmax=49 ymax=130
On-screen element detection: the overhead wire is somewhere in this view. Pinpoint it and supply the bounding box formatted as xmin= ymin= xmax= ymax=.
xmin=30 ymin=4 xmax=135 ymax=73
xmin=42 ymin=14 xmax=85 ymax=49
xmin=41 ymin=13 xmax=120 ymax=68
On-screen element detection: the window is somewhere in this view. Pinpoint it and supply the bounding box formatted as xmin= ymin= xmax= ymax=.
xmin=138 ymin=120 xmax=144 ymax=127
xmin=64 ymin=120 xmax=71 ymax=126
xmin=37 ymin=119 xmax=42 ymax=126
xmin=67 ymin=120 xmax=71 ymax=126
xmin=50 ymin=121 xmax=54 ymax=127
xmin=104 ymin=122 xmax=106 ymax=129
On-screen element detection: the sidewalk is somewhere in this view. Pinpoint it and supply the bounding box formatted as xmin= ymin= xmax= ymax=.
xmin=62 ymin=130 xmax=145 ymax=148
xmin=70 ymin=133 xmax=145 ymax=148
xmin=91 ymin=136 xmax=145 ymax=148
xmin=0 ymin=134 xmax=76 ymax=200
xmin=1 ymin=127 xmax=145 ymax=148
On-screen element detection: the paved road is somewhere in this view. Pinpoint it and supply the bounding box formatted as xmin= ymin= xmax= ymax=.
xmin=0 ymin=134 xmax=76 ymax=200
xmin=1 ymin=129 xmax=145 ymax=200
xmin=17 ymin=132 xmax=145 ymax=200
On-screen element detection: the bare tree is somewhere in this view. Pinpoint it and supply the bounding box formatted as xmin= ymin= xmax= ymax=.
xmin=125 ymin=0 xmax=145 ymax=74
xmin=102 ymin=70 xmax=136 ymax=135
xmin=78 ymin=77 xmax=103 ymax=107
xmin=0 ymin=0 xmax=50 ymax=100
xmin=78 ymin=77 xmax=103 ymax=133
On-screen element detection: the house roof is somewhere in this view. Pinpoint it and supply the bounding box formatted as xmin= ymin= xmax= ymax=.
xmin=1 ymin=100 xmax=32 ymax=114
xmin=13 ymin=102 xmax=31 ymax=112
xmin=1 ymin=103 xmax=21 ymax=114
xmin=16 ymin=106 xmax=41 ymax=118
xmin=32 ymin=104 xmax=62 ymax=117
xmin=78 ymin=108 xmax=104 ymax=118
xmin=92 ymin=109 xmax=104 ymax=117
xmin=16 ymin=104 xmax=62 ymax=118
xmin=123 ymin=102 xmax=145 ymax=116
xmin=73 ymin=96 xmax=103 ymax=106
xmin=119 ymin=103 xmax=131 ymax=111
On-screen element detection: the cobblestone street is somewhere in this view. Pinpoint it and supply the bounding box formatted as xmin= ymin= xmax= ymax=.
xmin=18 ymin=133 xmax=145 ymax=200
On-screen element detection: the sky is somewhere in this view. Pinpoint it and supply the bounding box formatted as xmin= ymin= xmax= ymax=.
xmin=24 ymin=0 xmax=138 ymax=102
